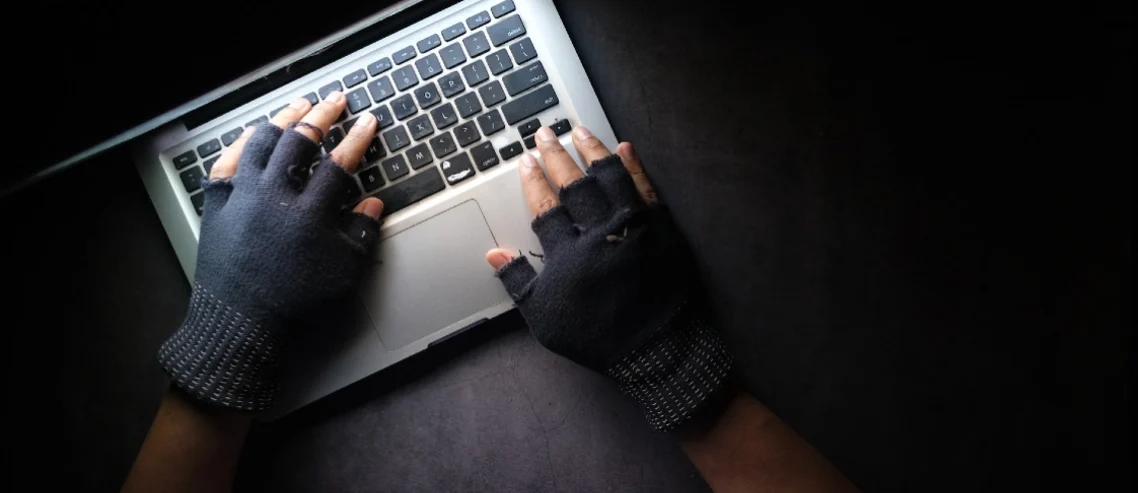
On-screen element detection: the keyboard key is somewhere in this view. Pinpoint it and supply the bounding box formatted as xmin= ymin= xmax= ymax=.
xmin=443 ymin=22 xmax=466 ymax=41
xmin=440 ymin=43 xmax=466 ymax=69
xmin=499 ymin=141 xmax=524 ymax=160
xmin=477 ymin=109 xmax=506 ymax=136
xmin=346 ymin=88 xmax=371 ymax=114
xmin=486 ymin=49 xmax=513 ymax=75
xmin=367 ymin=76 xmax=396 ymax=102
xmin=371 ymin=105 xmax=394 ymax=129
xmin=440 ymin=153 xmax=475 ymax=184
xmin=365 ymin=137 xmax=386 ymax=163
xmin=367 ymin=57 xmax=392 ymax=76
xmin=462 ymin=60 xmax=490 ymax=87
xmin=393 ymin=46 xmax=417 ymax=64
xmin=374 ymin=166 xmax=445 ymax=215
xmin=492 ymin=0 xmax=515 ymax=17
xmin=478 ymin=80 xmax=506 ymax=107
xmin=190 ymin=192 xmax=205 ymax=216
xmin=344 ymin=178 xmax=362 ymax=205
xmin=470 ymin=141 xmax=500 ymax=170
xmin=381 ymin=155 xmax=410 ymax=181
xmin=318 ymin=81 xmax=343 ymax=99
xmin=406 ymin=143 xmax=433 ymax=169
xmin=197 ymin=139 xmax=222 ymax=158
xmin=203 ymin=155 xmax=220 ymax=174
xmin=467 ymin=10 xmax=491 ymax=30
xmin=463 ymin=32 xmax=491 ymax=57
xmin=180 ymin=165 xmax=204 ymax=193
xmin=509 ymin=38 xmax=537 ymax=64
xmin=454 ymin=120 xmax=481 ymax=147
xmin=524 ymin=134 xmax=537 ymax=149
xmin=322 ymin=127 xmax=345 ymax=153
xmin=305 ymin=93 xmax=320 ymax=106
xmin=517 ymin=119 xmax=541 ymax=137
xmin=173 ymin=150 xmax=196 ymax=168
xmin=501 ymin=84 xmax=558 ymax=125
xmin=391 ymin=94 xmax=417 ymax=120
xmin=430 ymin=133 xmax=458 ymax=159
xmin=383 ymin=126 xmax=411 ymax=152
xmin=417 ymin=34 xmax=441 ymax=53
xmin=270 ymin=104 xmax=289 ymax=118
xmin=503 ymin=61 xmax=547 ymax=96
xmin=438 ymin=72 xmax=465 ymax=97
xmin=245 ymin=115 xmax=268 ymax=127
xmin=343 ymin=69 xmax=368 ymax=88
xmin=488 ymin=15 xmax=526 ymax=47
xmin=359 ymin=165 xmax=384 ymax=191
xmin=414 ymin=53 xmax=443 ymax=80
xmin=392 ymin=66 xmax=418 ymax=91
xmin=551 ymin=119 xmax=572 ymax=136
xmin=454 ymin=92 xmax=483 ymax=118
xmin=430 ymin=103 xmax=459 ymax=129
xmin=414 ymin=82 xmax=441 ymax=109
xmin=408 ymin=114 xmax=435 ymax=140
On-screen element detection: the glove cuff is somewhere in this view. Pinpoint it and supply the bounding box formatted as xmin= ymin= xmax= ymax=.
xmin=607 ymin=307 xmax=733 ymax=431
xmin=157 ymin=284 xmax=280 ymax=412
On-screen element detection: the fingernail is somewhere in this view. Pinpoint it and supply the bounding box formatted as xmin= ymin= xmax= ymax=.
xmin=289 ymin=97 xmax=309 ymax=109
xmin=574 ymin=126 xmax=593 ymax=140
xmin=326 ymin=91 xmax=344 ymax=103
xmin=521 ymin=153 xmax=538 ymax=169
xmin=536 ymin=126 xmax=556 ymax=143
xmin=361 ymin=199 xmax=384 ymax=219
xmin=356 ymin=112 xmax=376 ymax=129
xmin=241 ymin=126 xmax=255 ymax=136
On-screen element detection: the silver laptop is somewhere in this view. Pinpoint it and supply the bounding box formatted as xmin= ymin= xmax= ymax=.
xmin=131 ymin=0 xmax=617 ymax=417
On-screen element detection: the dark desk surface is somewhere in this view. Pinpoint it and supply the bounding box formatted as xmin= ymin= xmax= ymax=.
xmin=4 ymin=2 xmax=1130 ymax=492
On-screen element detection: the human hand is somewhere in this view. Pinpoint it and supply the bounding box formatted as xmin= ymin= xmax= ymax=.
xmin=158 ymin=92 xmax=384 ymax=412
xmin=485 ymin=126 xmax=732 ymax=431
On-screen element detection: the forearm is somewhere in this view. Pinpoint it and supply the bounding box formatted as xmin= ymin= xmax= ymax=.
xmin=122 ymin=390 xmax=250 ymax=493
xmin=679 ymin=391 xmax=858 ymax=493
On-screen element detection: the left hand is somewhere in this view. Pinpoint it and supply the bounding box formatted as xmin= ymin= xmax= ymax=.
xmin=158 ymin=92 xmax=385 ymax=412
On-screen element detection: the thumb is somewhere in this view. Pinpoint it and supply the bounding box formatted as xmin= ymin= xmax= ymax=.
xmin=485 ymin=248 xmax=515 ymax=270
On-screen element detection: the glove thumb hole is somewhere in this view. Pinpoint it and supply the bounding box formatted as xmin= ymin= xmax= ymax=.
xmin=340 ymin=211 xmax=380 ymax=250
xmin=494 ymin=255 xmax=537 ymax=301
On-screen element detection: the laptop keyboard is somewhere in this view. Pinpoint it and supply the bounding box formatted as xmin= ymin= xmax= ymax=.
xmin=169 ymin=0 xmax=573 ymax=217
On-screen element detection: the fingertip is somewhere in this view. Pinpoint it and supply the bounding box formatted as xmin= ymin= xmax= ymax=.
xmin=353 ymin=197 xmax=384 ymax=220
xmin=520 ymin=152 xmax=539 ymax=171
xmin=616 ymin=141 xmax=634 ymax=157
xmin=485 ymin=248 xmax=515 ymax=270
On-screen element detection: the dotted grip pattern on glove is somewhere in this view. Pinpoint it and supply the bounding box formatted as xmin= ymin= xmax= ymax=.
xmin=158 ymin=284 xmax=278 ymax=411
xmin=607 ymin=308 xmax=732 ymax=431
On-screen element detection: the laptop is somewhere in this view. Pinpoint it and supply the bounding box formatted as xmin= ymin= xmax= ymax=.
xmin=125 ymin=0 xmax=618 ymax=416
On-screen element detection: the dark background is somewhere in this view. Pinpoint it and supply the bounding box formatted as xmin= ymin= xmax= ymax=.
xmin=4 ymin=0 xmax=1131 ymax=491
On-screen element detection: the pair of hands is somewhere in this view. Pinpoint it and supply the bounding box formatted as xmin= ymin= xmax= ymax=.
xmin=168 ymin=88 xmax=722 ymax=432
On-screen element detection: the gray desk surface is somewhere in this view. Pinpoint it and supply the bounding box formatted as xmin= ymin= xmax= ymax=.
xmin=3 ymin=2 xmax=1130 ymax=492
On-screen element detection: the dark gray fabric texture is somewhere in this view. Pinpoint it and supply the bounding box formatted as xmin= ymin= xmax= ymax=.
xmin=158 ymin=123 xmax=380 ymax=412
xmin=496 ymin=155 xmax=732 ymax=430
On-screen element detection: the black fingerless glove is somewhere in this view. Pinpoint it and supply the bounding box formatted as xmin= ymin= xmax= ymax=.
xmin=496 ymin=156 xmax=732 ymax=431
xmin=158 ymin=123 xmax=379 ymax=412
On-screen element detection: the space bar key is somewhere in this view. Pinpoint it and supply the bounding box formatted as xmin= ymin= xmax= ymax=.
xmin=374 ymin=167 xmax=445 ymax=215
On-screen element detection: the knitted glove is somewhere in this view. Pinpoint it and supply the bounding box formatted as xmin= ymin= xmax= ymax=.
xmin=496 ymin=155 xmax=733 ymax=431
xmin=158 ymin=123 xmax=379 ymax=412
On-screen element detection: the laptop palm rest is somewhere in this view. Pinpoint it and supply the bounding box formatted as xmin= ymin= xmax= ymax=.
xmin=360 ymin=199 xmax=505 ymax=350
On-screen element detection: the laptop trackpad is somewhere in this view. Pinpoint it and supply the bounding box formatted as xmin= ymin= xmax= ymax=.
xmin=360 ymin=200 xmax=506 ymax=350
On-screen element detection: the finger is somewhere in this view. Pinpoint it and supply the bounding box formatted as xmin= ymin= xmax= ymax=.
xmin=485 ymin=248 xmax=515 ymax=270
xmin=519 ymin=153 xmax=559 ymax=217
xmin=534 ymin=126 xmax=584 ymax=187
xmin=329 ymin=112 xmax=376 ymax=172
xmin=269 ymin=97 xmax=312 ymax=129
xmin=294 ymin=91 xmax=347 ymax=143
xmin=209 ymin=126 xmax=254 ymax=180
xmin=616 ymin=142 xmax=659 ymax=205
xmin=352 ymin=197 xmax=384 ymax=220
xmin=571 ymin=126 xmax=613 ymax=167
